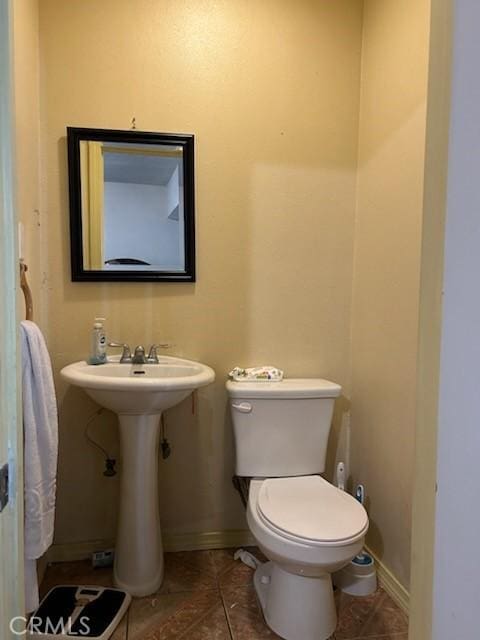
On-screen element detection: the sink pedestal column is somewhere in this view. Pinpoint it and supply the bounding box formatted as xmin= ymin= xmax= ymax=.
xmin=114 ymin=413 xmax=163 ymax=597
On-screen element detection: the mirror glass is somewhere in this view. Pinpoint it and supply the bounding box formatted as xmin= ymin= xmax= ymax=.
xmin=67 ymin=128 xmax=195 ymax=282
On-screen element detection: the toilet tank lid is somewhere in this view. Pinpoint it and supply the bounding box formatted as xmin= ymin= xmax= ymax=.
xmin=226 ymin=378 xmax=341 ymax=399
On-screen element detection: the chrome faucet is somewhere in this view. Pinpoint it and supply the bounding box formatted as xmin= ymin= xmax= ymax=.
xmin=146 ymin=343 xmax=171 ymax=363
xmin=108 ymin=342 xmax=132 ymax=363
xmin=132 ymin=345 xmax=147 ymax=364
xmin=108 ymin=342 xmax=173 ymax=364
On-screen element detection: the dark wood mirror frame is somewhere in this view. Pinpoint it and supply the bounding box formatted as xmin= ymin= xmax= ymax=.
xmin=67 ymin=127 xmax=195 ymax=282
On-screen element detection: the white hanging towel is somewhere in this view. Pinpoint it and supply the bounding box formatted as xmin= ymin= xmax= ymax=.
xmin=20 ymin=320 xmax=58 ymax=613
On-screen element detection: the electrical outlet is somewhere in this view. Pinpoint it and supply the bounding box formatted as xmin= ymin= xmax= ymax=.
xmin=92 ymin=549 xmax=114 ymax=568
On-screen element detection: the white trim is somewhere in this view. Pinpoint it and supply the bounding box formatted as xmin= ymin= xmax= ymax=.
xmin=366 ymin=546 xmax=410 ymax=614
xmin=409 ymin=3 xmax=452 ymax=639
xmin=0 ymin=0 xmax=25 ymax=633
xmin=47 ymin=530 xmax=256 ymax=563
xmin=429 ymin=2 xmax=480 ymax=637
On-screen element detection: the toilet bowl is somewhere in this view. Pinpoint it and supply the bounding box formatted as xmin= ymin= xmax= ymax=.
xmin=247 ymin=476 xmax=368 ymax=640
xmin=226 ymin=377 xmax=369 ymax=640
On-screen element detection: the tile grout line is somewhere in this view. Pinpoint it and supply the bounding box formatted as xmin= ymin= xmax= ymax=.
xmin=211 ymin=550 xmax=235 ymax=640
xmin=219 ymin=589 xmax=235 ymax=640
xmin=125 ymin=549 xmax=224 ymax=640
xmin=351 ymin=590 xmax=388 ymax=638
xmin=348 ymin=589 xmax=408 ymax=640
xmin=175 ymin=600 xmax=226 ymax=640
xmin=124 ymin=608 xmax=129 ymax=640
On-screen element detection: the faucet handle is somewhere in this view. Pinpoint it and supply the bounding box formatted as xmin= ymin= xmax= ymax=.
xmin=108 ymin=342 xmax=132 ymax=363
xmin=147 ymin=343 xmax=173 ymax=363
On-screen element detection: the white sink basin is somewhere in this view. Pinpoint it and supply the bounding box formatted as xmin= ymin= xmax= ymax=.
xmin=60 ymin=354 xmax=215 ymax=597
xmin=61 ymin=356 xmax=215 ymax=414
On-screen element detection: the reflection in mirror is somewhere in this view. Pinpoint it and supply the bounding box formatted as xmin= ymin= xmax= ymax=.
xmin=68 ymin=128 xmax=195 ymax=282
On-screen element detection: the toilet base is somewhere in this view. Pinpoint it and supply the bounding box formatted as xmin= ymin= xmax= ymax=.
xmin=253 ymin=562 xmax=337 ymax=640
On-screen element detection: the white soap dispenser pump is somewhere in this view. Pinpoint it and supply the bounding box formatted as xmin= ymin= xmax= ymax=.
xmin=89 ymin=317 xmax=107 ymax=365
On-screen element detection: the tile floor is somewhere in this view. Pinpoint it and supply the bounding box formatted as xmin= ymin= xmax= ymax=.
xmin=40 ymin=549 xmax=408 ymax=639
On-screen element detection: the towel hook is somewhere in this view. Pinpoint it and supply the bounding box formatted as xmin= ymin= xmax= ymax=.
xmin=20 ymin=260 xmax=34 ymax=321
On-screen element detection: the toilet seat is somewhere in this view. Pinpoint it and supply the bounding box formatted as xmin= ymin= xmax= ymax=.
xmin=256 ymin=475 xmax=368 ymax=547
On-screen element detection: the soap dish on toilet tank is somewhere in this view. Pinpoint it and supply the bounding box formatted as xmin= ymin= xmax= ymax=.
xmin=333 ymin=551 xmax=377 ymax=596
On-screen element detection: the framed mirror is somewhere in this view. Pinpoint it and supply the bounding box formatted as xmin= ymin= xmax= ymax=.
xmin=67 ymin=127 xmax=195 ymax=282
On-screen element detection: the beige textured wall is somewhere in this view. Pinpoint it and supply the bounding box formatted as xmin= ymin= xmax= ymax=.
xmin=350 ymin=0 xmax=430 ymax=588
xmin=13 ymin=0 xmax=43 ymax=319
xmin=38 ymin=0 xmax=364 ymax=546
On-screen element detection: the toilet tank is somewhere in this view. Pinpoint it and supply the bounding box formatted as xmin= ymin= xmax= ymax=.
xmin=226 ymin=378 xmax=341 ymax=477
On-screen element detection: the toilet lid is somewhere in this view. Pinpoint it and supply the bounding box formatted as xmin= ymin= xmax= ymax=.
xmin=257 ymin=476 xmax=368 ymax=544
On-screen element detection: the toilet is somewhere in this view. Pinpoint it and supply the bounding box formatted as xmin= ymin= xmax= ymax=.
xmin=227 ymin=378 xmax=369 ymax=640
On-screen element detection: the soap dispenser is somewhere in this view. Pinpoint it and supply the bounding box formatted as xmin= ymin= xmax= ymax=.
xmin=89 ymin=317 xmax=107 ymax=365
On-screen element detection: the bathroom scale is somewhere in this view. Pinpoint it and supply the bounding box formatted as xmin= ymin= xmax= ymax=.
xmin=28 ymin=585 xmax=131 ymax=639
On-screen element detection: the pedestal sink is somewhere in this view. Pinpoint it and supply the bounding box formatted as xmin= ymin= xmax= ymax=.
xmin=60 ymin=356 xmax=215 ymax=596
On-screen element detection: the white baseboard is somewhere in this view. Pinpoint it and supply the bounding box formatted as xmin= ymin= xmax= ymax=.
xmin=366 ymin=546 xmax=410 ymax=614
xmin=47 ymin=529 xmax=255 ymax=564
